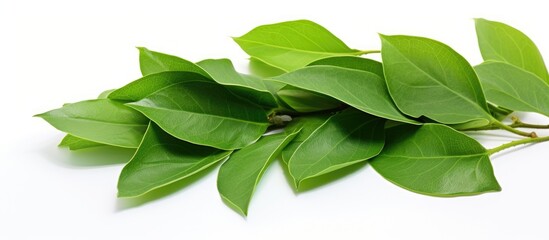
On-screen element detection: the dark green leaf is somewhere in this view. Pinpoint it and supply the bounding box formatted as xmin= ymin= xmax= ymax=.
xmin=370 ymin=124 xmax=501 ymax=196
xmin=271 ymin=65 xmax=419 ymax=124
xmin=217 ymin=130 xmax=299 ymax=216
xmin=118 ymin=123 xmax=231 ymax=197
xmin=475 ymin=61 xmax=549 ymax=117
xmin=234 ymin=20 xmax=362 ymax=72
xmin=475 ymin=19 xmax=549 ymax=83
xmin=288 ymin=109 xmax=385 ymax=187
xmin=380 ymin=35 xmax=493 ymax=126
xmin=36 ymin=99 xmax=148 ymax=148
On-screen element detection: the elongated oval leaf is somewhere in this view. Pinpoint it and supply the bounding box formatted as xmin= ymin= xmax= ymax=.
xmin=138 ymin=47 xmax=210 ymax=77
xmin=277 ymin=85 xmax=343 ymax=113
xmin=139 ymin=49 xmax=271 ymax=96
xmin=289 ymin=109 xmax=385 ymax=187
xmin=109 ymin=71 xmax=212 ymax=101
xmin=475 ymin=19 xmax=549 ymax=83
xmin=35 ymin=99 xmax=148 ymax=148
xmin=234 ymin=20 xmax=361 ymax=72
xmin=217 ymin=130 xmax=299 ymax=216
xmin=370 ymin=124 xmax=501 ymax=196
xmin=308 ymin=56 xmax=384 ymax=78
xmin=196 ymin=59 xmax=278 ymax=108
xmin=126 ymin=80 xmax=270 ymax=150
xmin=59 ymin=134 xmax=106 ymax=150
xmin=281 ymin=115 xmax=331 ymax=165
xmin=381 ymin=35 xmax=492 ymax=125
xmin=475 ymin=61 xmax=549 ymax=117
xmin=118 ymin=123 xmax=231 ymax=197
xmin=271 ymin=65 xmax=419 ymax=124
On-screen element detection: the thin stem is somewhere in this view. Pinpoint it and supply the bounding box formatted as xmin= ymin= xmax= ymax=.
xmin=487 ymin=135 xmax=549 ymax=155
xmin=492 ymin=120 xmax=537 ymax=138
xmin=510 ymin=116 xmax=549 ymax=129
xmin=356 ymin=50 xmax=381 ymax=55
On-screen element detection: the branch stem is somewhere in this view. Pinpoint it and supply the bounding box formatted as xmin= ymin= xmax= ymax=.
xmin=492 ymin=120 xmax=537 ymax=138
xmin=487 ymin=136 xmax=549 ymax=155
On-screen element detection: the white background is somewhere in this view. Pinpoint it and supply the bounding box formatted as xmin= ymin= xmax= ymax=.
xmin=2 ymin=0 xmax=549 ymax=239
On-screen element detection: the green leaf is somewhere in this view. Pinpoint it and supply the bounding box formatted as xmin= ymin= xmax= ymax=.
xmin=196 ymin=59 xmax=278 ymax=108
xmin=308 ymin=56 xmax=384 ymax=78
xmin=138 ymin=47 xmax=210 ymax=77
xmin=217 ymin=130 xmax=299 ymax=216
xmin=475 ymin=61 xmax=549 ymax=117
xmin=118 ymin=123 xmax=231 ymax=197
xmin=281 ymin=115 xmax=331 ymax=165
xmin=370 ymin=124 xmax=501 ymax=196
xmin=277 ymin=85 xmax=343 ymax=113
xmin=136 ymin=49 xmax=279 ymax=108
xmin=234 ymin=20 xmax=362 ymax=72
xmin=59 ymin=134 xmax=106 ymax=150
xmin=380 ymin=35 xmax=492 ymax=125
xmin=97 ymin=89 xmax=116 ymax=99
xmin=288 ymin=109 xmax=385 ymax=187
xmin=125 ymin=79 xmax=270 ymax=150
xmin=475 ymin=19 xmax=549 ymax=83
xmin=270 ymin=65 xmax=419 ymax=124
xmin=35 ymin=99 xmax=148 ymax=148
xmin=108 ymin=71 xmax=212 ymax=101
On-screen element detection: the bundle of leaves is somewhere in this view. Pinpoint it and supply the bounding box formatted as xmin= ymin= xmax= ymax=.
xmin=36 ymin=19 xmax=549 ymax=216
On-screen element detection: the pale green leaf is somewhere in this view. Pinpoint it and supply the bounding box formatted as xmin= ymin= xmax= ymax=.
xmin=475 ymin=61 xmax=549 ymax=117
xmin=475 ymin=19 xmax=549 ymax=83
xmin=138 ymin=47 xmax=210 ymax=77
xmin=118 ymin=123 xmax=231 ymax=197
xmin=36 ymin=99 xmax=148 ymax=148
xmin=234 ymin=20 xmax=361 ymax=72
xmin=59 ymin=134 xmax=106 ymax=150
xmin=217 ymin=130 xmax=299 ymax=216
xmin=370 ymin=124 xmax=501 ymax=196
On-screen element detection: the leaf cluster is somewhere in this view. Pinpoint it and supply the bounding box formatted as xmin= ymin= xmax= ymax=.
xmin=37 ymin=19 xmax=549 ymax=215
